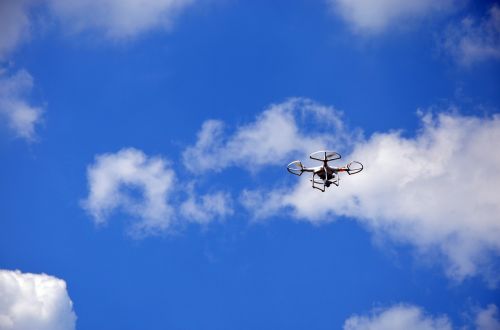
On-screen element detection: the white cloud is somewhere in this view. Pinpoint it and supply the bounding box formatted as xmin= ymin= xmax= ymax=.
xmin=0 ymin=2 xmax=43 ymax=143
xmin=183 ymin=98 xmax=357 ymax=173
xmin=343 ymin=304 xmax=451 ymax=330
xmin=442 ymin=5 xmax=500 ymax=65
xmin=235 ymin=103 xmax=500 ymax=284
xmin=180 ymin=188 xmax=233 ymax=224
xmin=82 ymin=148 xmax=176 ymax=236
xmin=240 ymin=189 xmax=286 ymax=221
xmin=47 ymin=0 xmax=195 ymax=40
xmin=0 ymin=0 xmax=199 ymax=53
xmin=0 ymin=69 xmax=43 ymax=141
xmin=475 ymin=304 xmax=500 ymax=330
xmin=327 ymin=0 xmax=456 ymax=34
xmin=0 ymin=269 xmax=76 ymax=330
xmin=0 ymin=0 xmax=34 ymax=59
xmin=82 ymin=148 xmax=233 ymax=236
xmin=344 ymin=303 xmax=500 ymax=330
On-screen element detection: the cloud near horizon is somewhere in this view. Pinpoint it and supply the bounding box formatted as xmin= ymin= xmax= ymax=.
xmin=0 ymin=269 xmax=77 ymax=330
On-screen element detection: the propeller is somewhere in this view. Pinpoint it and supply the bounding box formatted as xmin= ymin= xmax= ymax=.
xmin=347 ymin=161 xmax=363 ymax=175
xmin=287 ymin=161 xmax=304 ymax=176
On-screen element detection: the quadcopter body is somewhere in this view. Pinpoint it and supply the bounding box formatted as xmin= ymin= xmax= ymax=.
xmin=287 ymin=151 xmax=363 ymax=192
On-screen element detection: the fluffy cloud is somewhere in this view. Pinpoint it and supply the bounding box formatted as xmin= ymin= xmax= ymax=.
xmin=442 ymin=5 xmax=500 ymax=65
xmin=327 ymin=0 xmax=455 ymax=33
xmin=82 ymin=148 xmax=176 ymax=236
xmin=343 ymin=305 xmax=451 ymax=330
xmin=0 ymin=269 xmax=76 ymax=330
xmin=0 ymin=70 xmax=43 ymax=141
xmin=186 ymin=99 xmax=500 ymax=284
xmin=220 ymin=101 xmax=500 ymax=283
xmin=82 ymin=148 xmax=233 ymax=236
xmin=47 ymin=0 xmax=195 ymax=39
xmin=0 ymin=0 xmax=34 ymax=59
xmin=183 ymin=98 xmax=357 ymax=173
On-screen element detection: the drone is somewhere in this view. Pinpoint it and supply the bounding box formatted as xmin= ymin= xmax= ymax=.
xmin=287 ymin=151 xmax=363 ymax=192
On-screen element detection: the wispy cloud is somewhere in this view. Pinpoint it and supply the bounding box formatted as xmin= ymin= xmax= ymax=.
xmin=183 ymin=98 xmax=358 ymax=173
xmin=1 ymin=0 xmax=199 ymax=46
xmin=47 ymin=0 xmax=196 ymax=40
xmin=0 ymin=0 xmax=34 ymax=59
xmin=82 ymin=148 xmax=232 ymax=237
xmin=441 ymin=5 xmax=500 ymax=66
xmin=475 ymin=304 xmax=500 ymax=330
xmin=0 ymin=69 xmax=43 ymax=141
xmin=343 ymin=304 xmax=451 ymax=330
xmin=343 ymin=303 xmax=500 ymax=330
xmin=327 ymin=0 xmax=456 ymax=34
xmin=0 ymin=269 xmax=77 ymax=330
xmin=180 ymin=188 xmax=233 ymax=225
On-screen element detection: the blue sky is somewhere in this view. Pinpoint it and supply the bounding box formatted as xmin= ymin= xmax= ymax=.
xmin=1 ymin=0 xmax=500 ymax=329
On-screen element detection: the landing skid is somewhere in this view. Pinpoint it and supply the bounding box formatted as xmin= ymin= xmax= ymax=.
xmin=311 ymin=173 xmax=339 ymax=192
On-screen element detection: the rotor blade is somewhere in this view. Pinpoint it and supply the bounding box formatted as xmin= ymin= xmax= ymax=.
xmin=287 ymin=160 xmax=304 ymax=176
xmin=347 ymin=161 xmax=363 ymax=175
xmin=310 ymin=151 xmax=341 ymax=162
